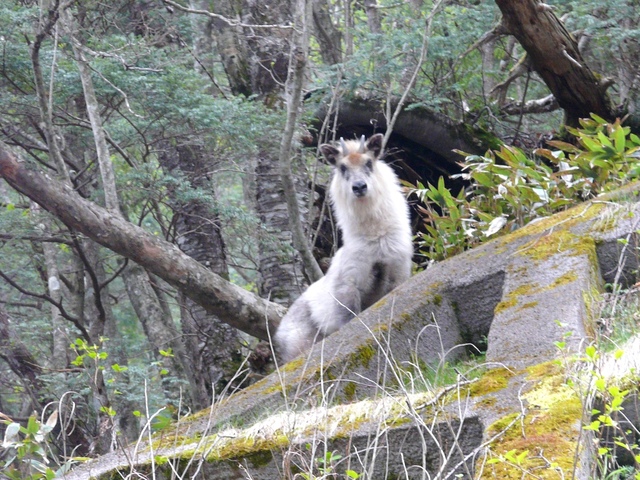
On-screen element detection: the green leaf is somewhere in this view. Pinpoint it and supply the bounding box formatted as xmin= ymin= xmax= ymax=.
xmin=26 ymin=415 xmax=39 ymax=435
xmin=100 ymin=406 xmax=116 ymax=417
xmin=516 ymin=450 xmax=529 ymax=464
xmin=597 ymin=130 xmax=613 ymax=148
xmin=583 ymin=420 xmax=601 ymax=431
xmin=470 ymin=171 xmax=494 ymax=188
xmin=613 ymin=125 xmax=626 ymax=153
xmin=581 ymin=135 xmax=605 ymax=152
xmin=546 ymin=140 xmax=580 ymax=153
xmin=71 ymin=356 xmax=84 ymax=367
xmin=2 ymin=422 xmax=21 ymax=447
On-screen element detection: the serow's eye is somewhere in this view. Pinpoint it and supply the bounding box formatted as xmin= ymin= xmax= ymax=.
xmin=366 ymin=160 xmax=373 ymax=170
xmin=339 ymin=165 xmax=348 ymax=175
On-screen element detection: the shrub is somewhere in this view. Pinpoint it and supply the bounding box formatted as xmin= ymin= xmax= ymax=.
xmin=411 ymin=115 xmax=640 ymax=262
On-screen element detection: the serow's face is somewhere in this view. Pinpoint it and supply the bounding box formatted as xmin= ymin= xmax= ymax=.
xmin=319 ymin=134 xmax=383 ymax=200
xmin=336 ymin=153 xmax=374 ymax=199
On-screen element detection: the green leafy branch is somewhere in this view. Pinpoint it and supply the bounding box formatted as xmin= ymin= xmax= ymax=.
xmin=411 ymin=115 xmax=640 ymax=262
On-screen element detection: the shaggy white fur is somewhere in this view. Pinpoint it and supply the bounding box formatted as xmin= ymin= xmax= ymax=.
xmin=274 ymin=133 xmax=413 ymax=362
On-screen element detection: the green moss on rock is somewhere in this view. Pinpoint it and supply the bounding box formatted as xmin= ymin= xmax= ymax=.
xmin=347 ymin=343 xmax=377 ymax=370
xmin=343 ymin=381 xmax=357 ymax=401
xmin=480 ymin=365 xmax=585 ymax=479
xmin=468 ymin=367 xmax=515 ymax=397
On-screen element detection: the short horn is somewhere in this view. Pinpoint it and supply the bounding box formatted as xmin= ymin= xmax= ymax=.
xmin=359 ymin=135 xmax=366 ymax=153
xmin=340 ymin=137 xmax=348 ymax=154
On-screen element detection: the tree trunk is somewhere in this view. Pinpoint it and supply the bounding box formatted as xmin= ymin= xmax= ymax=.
xmin=206 ymin=0 xmax=252 ymax=96
xmin=0 ymin=304 xmax=44 ymax=410
xmin=80 ymin=238 xmax=139 ymax=449
xmin=312 ymin=0 xmax=342 ymax=65
xmin=158 ymin=141 xmax=241 ymax=407
xmin=37 ymin=212 xmax=70 ymax=371
xmin=121 ymin=263 xmax=197 ymax=405
xmin=0 ymin=142 xmax=286 ymax=340
xmin=364 ymin=0 xmax=382 ymax=35
xmin=256 ymin=152 xmax=309 ymax=304
xmin=205 ymin=0 xmax=318 ymax=300
xmin=494 ymin=0 xmax=614 ymax=126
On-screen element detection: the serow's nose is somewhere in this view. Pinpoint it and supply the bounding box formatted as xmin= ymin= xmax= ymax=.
xmin=352 ymin=181 xmax=368 ymax=197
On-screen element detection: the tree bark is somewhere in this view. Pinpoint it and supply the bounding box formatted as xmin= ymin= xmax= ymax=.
xmin=0 ymin=142 xmax=286 ymax=340
xmin=256 ymin=152 xmax=309 ymax=304
xmin=364 ymin=0 xmax=382 ymax=35
xmin=311 ymin=0 xmax=342 ymax=65
xmin=121 ymin=263 xmax=197 ymax=404
xmin=315 ymin=97 xmax=492 ymax=168
xmin=158 ymin=141 xmax=241 ymax=406
xmin=207 ymin=0 xmax=252 ymax=96
xmin=201 ymin=0 xmax=316 ymax=301
xmin=494 ymin=0 xmax=614 ymax=126
xmin=37 ymin=212 xmax=69 ymax=370
xmin=0 ymin=303 xmax=44 ymax=410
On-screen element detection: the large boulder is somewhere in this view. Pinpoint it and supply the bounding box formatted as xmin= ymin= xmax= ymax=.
xmin=67 ymin=187 xmax=640 ymax=479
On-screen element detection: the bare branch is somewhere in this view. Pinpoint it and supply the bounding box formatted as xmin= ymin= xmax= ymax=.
xmin=0 ymin=233 xmax=73 ymax=244
xmin=279 ymin=0 xmax=323 ymax=283
xmin=500 ymin=94 xmax=560 ymax=115
xmin=383 ymin=0 xmax=446 ymax=150
xmin=162 ymin=0 xmax=294 ymax=30
xmin=0 ymin=268 xmax=90 ymax=341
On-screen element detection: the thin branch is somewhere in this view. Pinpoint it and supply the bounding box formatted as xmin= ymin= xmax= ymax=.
xmin=99 ymin=258 xmax=129 ymax=290
xmin=162 ymin=0 xmax=295 ymax=30
xmin=382 ymin=0 xmax=447 ymax=149
xmin=279 ymin=0 xmax=323 ymax=283
xmin=0 ymin=233 xmax=73 ymax=244
xmin=500 ymin=93 xmax=559 ymax=115
xmin=70 ymin=236 xmax=108 ymax=329
xmin=29 ymin=0 xmax=72 ymax=181
xmin=0 ymin=268 xmax=90 ymax=341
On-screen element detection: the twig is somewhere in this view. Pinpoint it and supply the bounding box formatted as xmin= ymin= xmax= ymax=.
xmin=382 ymin=0 xmax=447 ymax=150
xmin=162 ymin=0 xmax=294 ymax=30
xmin=0 ymin=268 xmax=89 ymax=341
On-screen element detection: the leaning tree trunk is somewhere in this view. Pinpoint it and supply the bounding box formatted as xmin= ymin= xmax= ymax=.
xmin=494 ymin=0 xmax=615 ymax=127
xmin=0 ymin=141 xmax=286 ymax=339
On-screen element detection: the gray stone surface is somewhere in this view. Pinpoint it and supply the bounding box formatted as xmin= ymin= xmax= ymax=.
xmin=66 ymin=194 xmax=640 ymax=480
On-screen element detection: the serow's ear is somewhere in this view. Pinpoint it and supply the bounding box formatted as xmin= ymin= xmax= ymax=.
xmin=366 ymin=133 xmax=383 ymax=158
xmin=319 ymin=144 xmax=341 ymax=165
